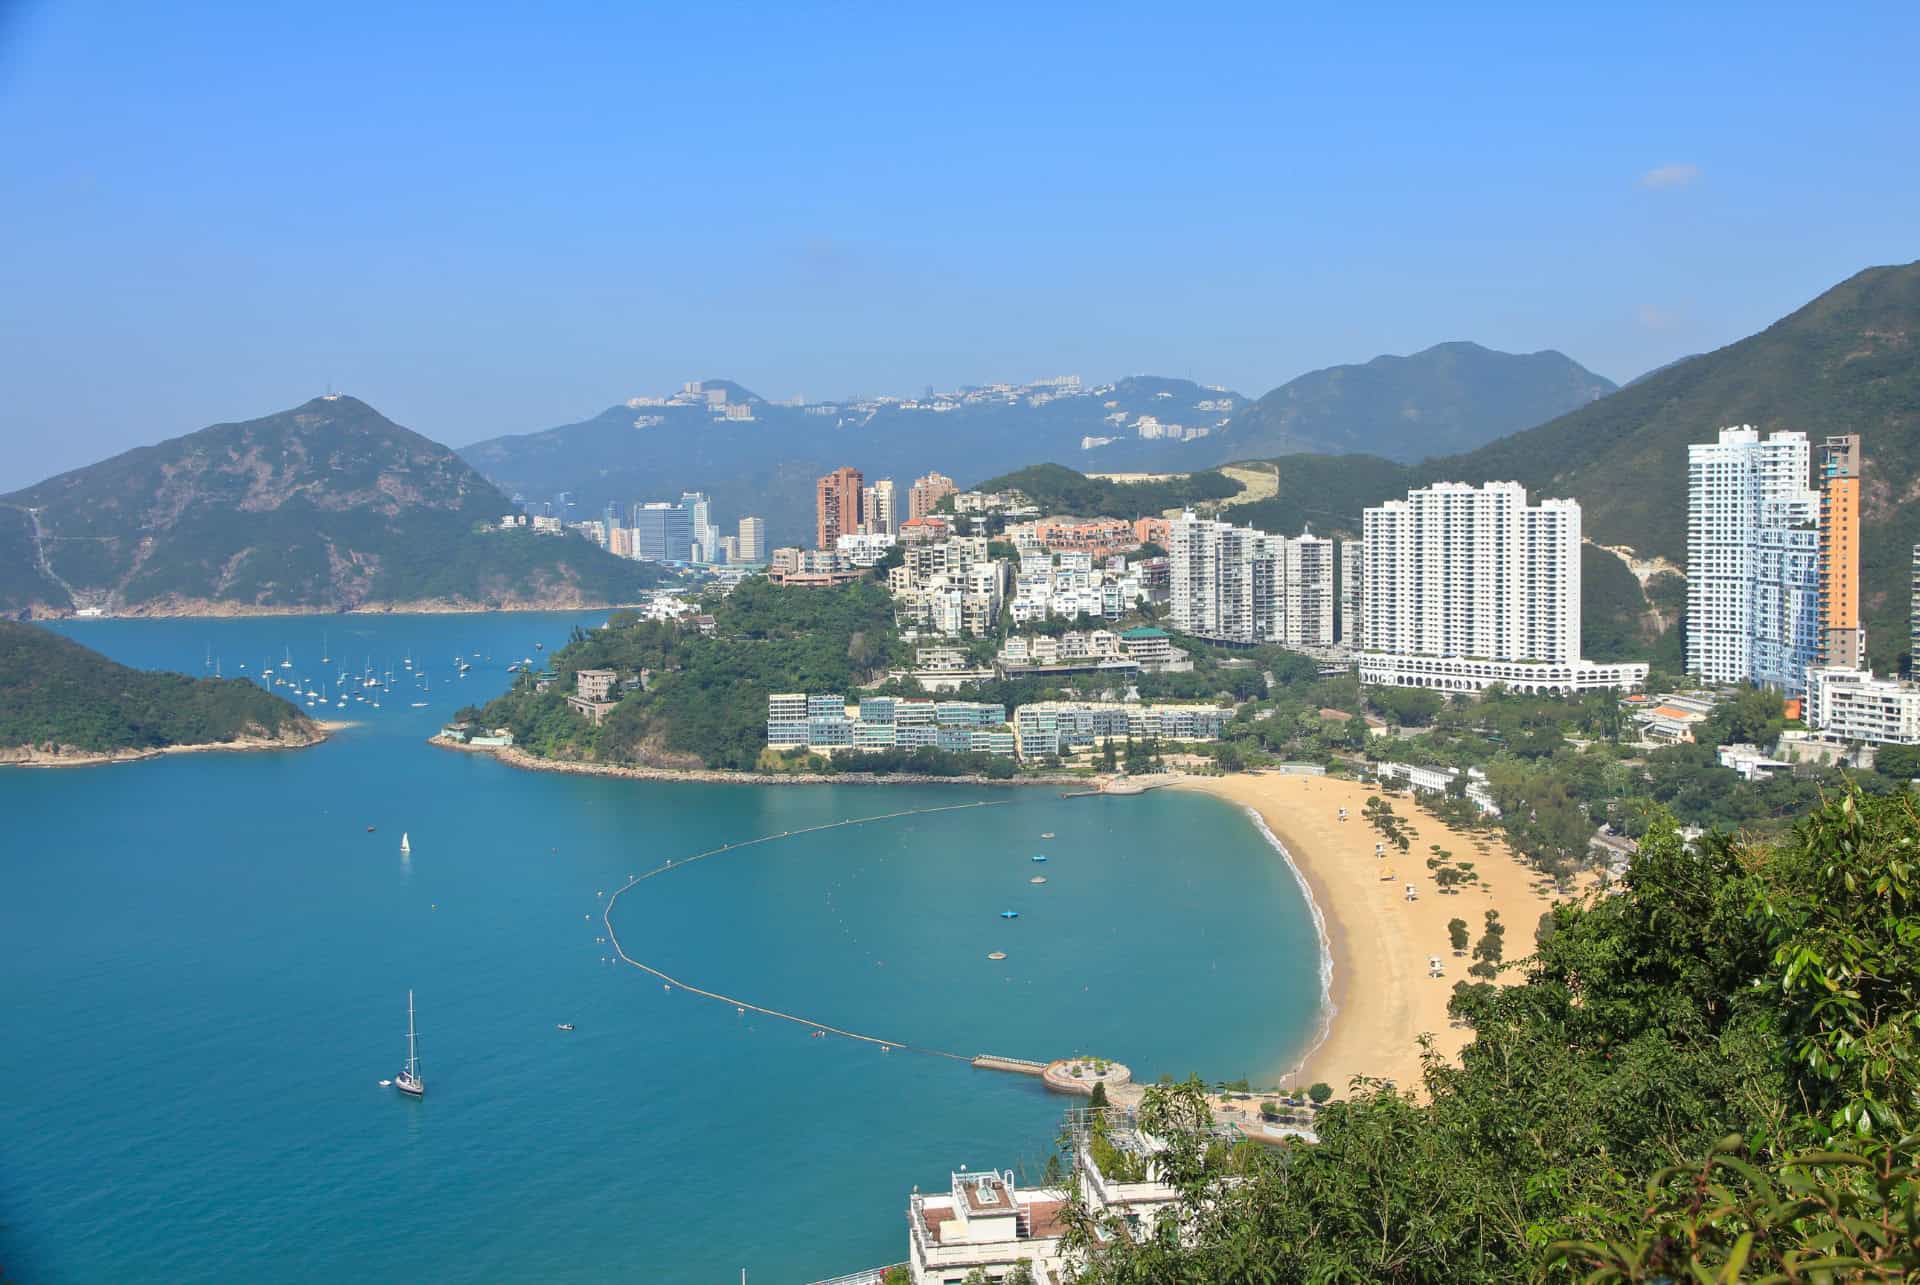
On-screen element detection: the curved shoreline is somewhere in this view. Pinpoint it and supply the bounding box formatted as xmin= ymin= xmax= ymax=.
xmin=433 ymin=737 xmax=1092 ymax=788
xmin=1238 ymin=805 xmax=1339 ymax=1087
xmin=1177 ymin=773 xmax=1563 ymax=1097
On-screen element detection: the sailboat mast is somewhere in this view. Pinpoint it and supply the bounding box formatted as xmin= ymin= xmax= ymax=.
xmin=407 ymin=989 xmax=418 ymax=1078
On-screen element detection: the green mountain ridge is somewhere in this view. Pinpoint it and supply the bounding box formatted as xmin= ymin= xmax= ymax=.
xmin=1214 ymin=340 xmax=1617 ymax=461
xmin=0 ymin=620 xmax=319 ymax=756
xmin=0 ymin=396 xmax=663 ymax=617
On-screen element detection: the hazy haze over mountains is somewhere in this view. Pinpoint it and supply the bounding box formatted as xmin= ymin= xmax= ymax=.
xmin=459 ymin=344 xmax=1615 ymax=545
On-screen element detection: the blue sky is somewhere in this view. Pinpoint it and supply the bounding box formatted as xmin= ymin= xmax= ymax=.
xmin=1 ymin=0 xmax=1915 ymax=487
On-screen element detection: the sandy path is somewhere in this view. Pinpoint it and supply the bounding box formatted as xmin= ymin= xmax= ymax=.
xmin=1176 ymin=773 xmax=1562 ymax=1097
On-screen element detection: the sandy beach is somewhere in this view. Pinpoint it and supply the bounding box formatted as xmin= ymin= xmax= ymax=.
xmin=1177 ymin=773 xmax=1564 ymax=1097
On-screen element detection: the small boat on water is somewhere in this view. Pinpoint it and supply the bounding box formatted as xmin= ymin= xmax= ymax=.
xmin=987 ymin=951 xmax=1007 ymax=961
xmin=1032 ymin=854 xmax=1048 ymax=863
xmin=400 ymin=832 xmax=411 ymax=855
xmin=1030 ymin=876 xmax=1048 ymax=884
xmin=1000 ymin=910 xmax=1020 ymax=919
xmin=1041 ymin=832 xmax=1055 ymax=839
xmin=394 ymin=991 xmax=425 ymax=1098
xmin=556 ymin=1023 xmax=575 ymax=1032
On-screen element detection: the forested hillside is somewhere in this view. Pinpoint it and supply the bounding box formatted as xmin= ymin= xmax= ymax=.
xmin=2 ymin=396 xmax=662 ymax=617
xmin=0 ymin=621 xmax=319 ymax=755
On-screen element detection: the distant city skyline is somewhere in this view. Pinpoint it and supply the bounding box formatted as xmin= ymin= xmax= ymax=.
xmin=2 ymin=2 xmax=1916 ymax=490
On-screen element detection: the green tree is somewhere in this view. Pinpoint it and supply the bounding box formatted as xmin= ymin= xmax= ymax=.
xmin=1089 ymin=1080 xmax=1109 ymax=1109
xmin=1447 ymin=917 xmax=1469 ymax=955
xmin=1308 ymin=1082 xmax=1333 ymax=1105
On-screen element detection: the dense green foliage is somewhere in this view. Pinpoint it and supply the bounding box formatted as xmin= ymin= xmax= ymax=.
xmin=1063 ymin=788 xmax=1920 ymax=1281
xmin=465 ymin=579 xmax=906 ymax=770
xmin=1224 ymin=340 xmax=1615 ymax=461
xmin=0 ymin=396 xmax=662 ymax=614
xmin=0 ymin=621 xmax=314 ymax=752
xmin=963 ymin=463 xmax=1245 ymax=519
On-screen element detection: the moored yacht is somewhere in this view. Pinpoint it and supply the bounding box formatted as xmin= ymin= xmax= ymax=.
xmin=394 ymin=990 xmax=425 ymax=1098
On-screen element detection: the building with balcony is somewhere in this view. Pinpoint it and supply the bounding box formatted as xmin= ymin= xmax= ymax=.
xmin=1805 ymin=667 xmax=1920 ymax=744
xmin=1361 ymin=482 xmax=1645 ymax=694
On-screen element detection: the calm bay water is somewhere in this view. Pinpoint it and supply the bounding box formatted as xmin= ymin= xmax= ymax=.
xmin=1 ymin=613 xmax=1321 ymax=1283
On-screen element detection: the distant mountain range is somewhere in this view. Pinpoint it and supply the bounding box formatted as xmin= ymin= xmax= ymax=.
xmin=0 ymin=396 xmax=661 ymax=617
xmin=458 ymin=345 xmax=1617 ymax=546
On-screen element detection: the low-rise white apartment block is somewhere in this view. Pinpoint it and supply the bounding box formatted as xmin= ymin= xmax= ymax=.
xmin=1012 ymin=701 xmax=1227 ymax=760
xmin=1359 ymin=482 xmax=1646 ymax=694
xmin=767 ymin=694 xmax=1015 ymax=756
xmin=1374 ymin=760 xmax=1500 ymax=814
xmin=1008 ymin=550 xmax=1146 ymax=624
xmin=904 ymin=1169 xmax=1067 ymax=1285
xmin=834 ymin=531 xmax=899 ymax=567
xmin=1805 ymin=667 xmax=1920 ymax=745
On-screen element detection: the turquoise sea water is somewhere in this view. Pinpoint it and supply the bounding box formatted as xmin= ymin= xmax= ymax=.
xmin=0 ymin=614 xmax=1322 ymax=1283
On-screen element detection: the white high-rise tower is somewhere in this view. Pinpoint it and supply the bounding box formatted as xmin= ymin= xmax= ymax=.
xmin=1358 ymin=481 xmax=1644 ymax=693
xmin=1685 ymin=427 xmax=1820 ymax=692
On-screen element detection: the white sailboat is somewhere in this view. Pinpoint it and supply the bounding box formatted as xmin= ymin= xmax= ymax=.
xmin=400 ymin=832 xmax=411 ymax=855
xmin=394 ymin=990 xmax=425 ymax=1098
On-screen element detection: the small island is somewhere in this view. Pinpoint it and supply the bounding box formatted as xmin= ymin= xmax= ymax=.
xmin=0 ymin=620 xmax=326 ymax=765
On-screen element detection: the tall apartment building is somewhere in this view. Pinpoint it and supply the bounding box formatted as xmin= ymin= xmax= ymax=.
xmin=909 ymin=471 xmax=957 ymax=520
xmin=1686 ymin=427 xmax=1821 ymax=692
xmin=1284 ymin=535 xmax=1335 ymax=647
xmin=1359 ymin=481 xmax=1645 ymax=693
xmin=1166 ymin=513 xmax=1334 ymax=647
xmin=680 ymin=491 xmax=719 ymax=563
xmin=1338 ymin=538 xmax=1363 ymax=647
xmin=815 ymin=467 xmax=864 ymax=550
xmin=1912 ymin=544 xmax=1920 ymax=673
xmin=632 ymin=501 xmax=693 ymax=562
xmin=737 ymin=516 xmax=766 ymax=564
xmin=1817 ymin=434 xmax=1864 ymax=668
xmin=863 ymin=478 xmax=898 ymax=536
